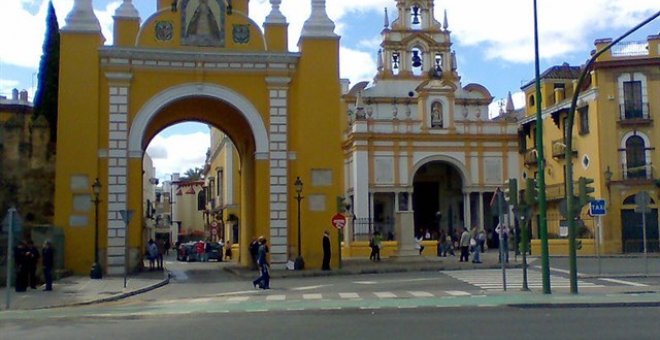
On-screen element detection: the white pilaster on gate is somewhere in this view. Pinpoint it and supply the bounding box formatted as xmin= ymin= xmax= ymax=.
xmin=105 ymin=72 xmax=132 ymax=275
xmin=266 ymin=77 xmax=291 ymax=264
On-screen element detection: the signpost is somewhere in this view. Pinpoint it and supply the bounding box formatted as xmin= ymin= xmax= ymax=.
xmin=331 ymin=213 xmax=346 ymax=269
xmin=590 ymin=199 xmax=606 ymax=275
xmin=119 ymin=209 xmax=134 ymax=289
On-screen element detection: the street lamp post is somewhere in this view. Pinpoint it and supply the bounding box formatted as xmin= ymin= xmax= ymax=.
xmin=90 ymin=178 xmax=103 ymax=279
xmin=294 ymin=177 xmax=305 ymax=270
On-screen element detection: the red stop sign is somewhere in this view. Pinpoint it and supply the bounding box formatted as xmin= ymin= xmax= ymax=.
xmin=331 ymin=213 xmax=347 ymax=229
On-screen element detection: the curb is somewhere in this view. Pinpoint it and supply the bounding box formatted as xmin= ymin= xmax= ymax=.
xmin=20 ymin=270 xmax=171 ymax=310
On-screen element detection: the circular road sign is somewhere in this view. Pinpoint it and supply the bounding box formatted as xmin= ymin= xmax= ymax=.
xmin=331 ymin=213 xmax=347 ymax=229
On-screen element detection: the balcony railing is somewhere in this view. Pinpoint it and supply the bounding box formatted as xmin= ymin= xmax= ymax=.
xmin=619 ymin=103 xmax=651 ymax=123
xmin=524 ymin=148 xmax=538 ymax=166
xmin=623 ymin=163 xmax=654 ymax=180
xmin=611 ymin=41 xmax=649 ymax=57
xmin=551 ymin=139 xmax=577 ymax=159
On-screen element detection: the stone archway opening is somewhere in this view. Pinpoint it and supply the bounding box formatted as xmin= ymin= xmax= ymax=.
xmin=106 ymin=87 xmax=272 ymax=276
xmin=412 ymin=161 xmax=465 ymax=240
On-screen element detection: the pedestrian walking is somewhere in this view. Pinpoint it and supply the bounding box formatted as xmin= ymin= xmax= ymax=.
xmin=415 ymin=233 xmax=425 ymax=255
xmin=373 ymin=231 xmax=382 ymax=261
xmin=147 ymin=239 xmax=158 ymax=270
xmin=164 ymin=239 xmax=171 ymax=256
xmin=42 ymin=240 xmax=54 ymax=291
xmin=496 ymin=223 xmax=510 ymax=263
xmin=459 ymin=227 xmax=471 ymax=262
xmin=224 ymin=240 xmax=233 ymax=261
xmin=25 ymin=240 xmax=40 ymax=289
xmin=322 ymin=230 xmax=331 ymax=270
xmin=252 ymin=237 xmax=270 ymax=289
xmin=157 ymin=239 xmax=165 ymax=269
xmin=471 ymin=227 xmax=482 ymax=264
xmin=249 ymin=237 xmax=260 ymax=270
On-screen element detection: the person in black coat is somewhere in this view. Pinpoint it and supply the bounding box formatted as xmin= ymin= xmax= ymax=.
xmin=249 ymin=237 xmax=260 ymax=270
xmin=25 ymin=240 xmax=40 ymax=289
xmin=42 ymin=240 xmax=54 ymax=291
xmin=14 ymin=241 xmax=28 ymax=292
xmin=322 ymin=230 xmax=331 ymax=270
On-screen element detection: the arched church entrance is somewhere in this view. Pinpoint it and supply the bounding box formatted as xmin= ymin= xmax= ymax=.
xmin=412 ymin=161 xmax=466 ymax=240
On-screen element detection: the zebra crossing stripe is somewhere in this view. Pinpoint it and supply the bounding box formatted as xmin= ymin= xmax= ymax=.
xmin=446 ymin=291 xmax=471 ymax=296
xmin=409 ymin=291 xmax=434 ymax=297
xmin=266 ymin=295 xmax=286 ymax=301
xmin=374 ymin=292 xmax=397 ymax=299
xmin=339 ymin=292 xmax=360 ymax=299
xmin=226 ymin=296 xmax=249 ymax=302
xmin=303 ymin=294 xmax=323 ymax=300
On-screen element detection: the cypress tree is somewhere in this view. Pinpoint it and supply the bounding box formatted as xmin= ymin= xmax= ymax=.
xmin=33 ymin=0 xmax=60 ymax=145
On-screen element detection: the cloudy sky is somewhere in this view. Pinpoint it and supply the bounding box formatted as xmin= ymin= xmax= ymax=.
xmin=2 ymin=0 xmax=658 ymax=180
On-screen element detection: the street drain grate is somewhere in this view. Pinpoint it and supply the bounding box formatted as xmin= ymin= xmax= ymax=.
xmin=98 ymin=291 xmax=122 ymax=295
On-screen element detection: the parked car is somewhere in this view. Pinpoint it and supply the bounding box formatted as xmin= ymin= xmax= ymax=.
xmin=206 ymin=242 xmax=223 ymax=262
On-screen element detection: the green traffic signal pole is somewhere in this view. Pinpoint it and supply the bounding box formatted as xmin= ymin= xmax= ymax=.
xmin=533 ymin=0 xmax=551 ymax=295
xmin=564 ymin=11 xmax=660 ymax=294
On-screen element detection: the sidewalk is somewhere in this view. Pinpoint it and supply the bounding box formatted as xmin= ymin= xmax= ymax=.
xmin=226 ymin=249 xmax=519 ymax=279
xmin=0 ymin=267 xmax=169 ymax=310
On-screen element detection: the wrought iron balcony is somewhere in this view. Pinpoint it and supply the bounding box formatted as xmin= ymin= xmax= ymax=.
xmin=551 ymin=139 xmax=577 ymax=160
xmin=618 ymin=103 xmax=651 ymax=126
xmin=623 ymin=163 xmax=654 ymax=181
xmin=524 ymin=148 xmax=539 ymax=166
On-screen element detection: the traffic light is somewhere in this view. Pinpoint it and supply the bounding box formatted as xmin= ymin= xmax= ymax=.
xmin=504 ymin=178 xmax=518 ymax=207
xmin=525 ymin=178 xmax=538 ymax=205
xmin=578 ymin=177 xmax=595 ymax=207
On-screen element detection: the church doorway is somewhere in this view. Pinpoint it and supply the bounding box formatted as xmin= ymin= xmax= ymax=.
xmin=412 ymin=161 xmax=465 ymax=241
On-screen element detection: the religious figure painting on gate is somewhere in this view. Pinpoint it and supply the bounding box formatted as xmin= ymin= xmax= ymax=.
xmin=181 ymin=0 xmax=226 ymax=47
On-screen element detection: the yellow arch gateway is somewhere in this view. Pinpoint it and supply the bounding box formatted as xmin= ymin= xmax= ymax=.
xmin=55 ymin=0 xmax=344 ymax=274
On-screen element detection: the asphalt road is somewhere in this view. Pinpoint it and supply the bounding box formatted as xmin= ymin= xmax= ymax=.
xmin=2 ymin=306 xmax=659 ymax=340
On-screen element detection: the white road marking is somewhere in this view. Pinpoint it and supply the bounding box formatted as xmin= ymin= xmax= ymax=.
xmin=374 ymin=292 xmax=397 ymax=299
xmin=599 ymin=278 xmax=649 ymax=287
xmin=291 ymin=285 xmax=332 ymax=291
xmin=226 ymin=296 xmax=249 ymax=302
xmin=266 ymin=295 xmax=287 ymax=301
xmin=446 ymin=290 xmax=471 ymax=296
xmin=302 ymin=293 xmax=323 ymax=300
xmin=409 ymin=291 xmax=434 ymax=297
xmin=354 ymin=281 xmax=378 ymax=285
xmin=339 ymin=292 xmax=360 ymax=299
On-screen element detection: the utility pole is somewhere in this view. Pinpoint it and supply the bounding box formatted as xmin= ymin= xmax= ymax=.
xmin=533 ymin=0 xmax=551 ymax=294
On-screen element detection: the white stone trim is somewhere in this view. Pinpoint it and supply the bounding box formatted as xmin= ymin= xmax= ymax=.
xmin=114 ymin=0 xmax=139 ymax=18
xmin=301 ymin=0 xmax=338 ymax=38
xmin=128 ymin=83 xmax=269 ymax=158
xmin=266 ymin=78 xmax=291 ymax=263
xmin=62 ymin=0 xmax=101 ymax=32
xmin=265 ymin=0 xmax=287 ymax=24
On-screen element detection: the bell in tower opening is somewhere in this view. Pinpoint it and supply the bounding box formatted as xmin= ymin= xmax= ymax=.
xmin=411 ymin=5 xmax=421 ymax=25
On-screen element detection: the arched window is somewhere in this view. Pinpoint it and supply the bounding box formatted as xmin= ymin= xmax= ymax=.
xmin=392 ymin=51 xmax=400 ymax=75
xmin=529 ymin=95 xmax=535 ymax=107
xmin=197 ymin=188 xmax=206 ymax=211
xmin=625 ymin=135 xmax=646 ymax=179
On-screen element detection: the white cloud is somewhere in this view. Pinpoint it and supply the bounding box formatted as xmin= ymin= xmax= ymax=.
xmin=0 ymin=79 xmax=20 ymax=98
xmin=340 ymin=47 xmax=377 ymax=87
xmin=146 ymin=132 xmax=210 ymax=180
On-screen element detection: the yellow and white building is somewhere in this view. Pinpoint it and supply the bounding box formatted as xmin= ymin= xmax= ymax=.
xmin=341 ymin=0 xmax=519 ymax=256
xmin=55 ymin=0 xmax=344 ymax=274
xmin=519 ymin=34 xmax=660 ymax=254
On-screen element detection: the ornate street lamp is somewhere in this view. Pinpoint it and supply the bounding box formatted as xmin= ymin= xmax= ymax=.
xmin=294 ymin=177 xmax=305 ymax=270
xmin=90 ymin=178 xmax=103 ymax=279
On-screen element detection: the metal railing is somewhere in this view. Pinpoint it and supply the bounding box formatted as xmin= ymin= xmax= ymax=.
xmin=619 ymin=103 xmax=651 ymax=121
xmin=352 ymin=218 xmax=395 ymax=241
xmin=623 ymin=163 xmax=654 ymax=180
xmin=524 ymin=148 xmax=538 ymax=165
xmin=611 ymin=41 xmax=649 ymax=57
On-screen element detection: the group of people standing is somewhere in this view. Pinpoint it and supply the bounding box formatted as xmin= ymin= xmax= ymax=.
xmin=14 ymin=239 xmax=54 ymax=292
